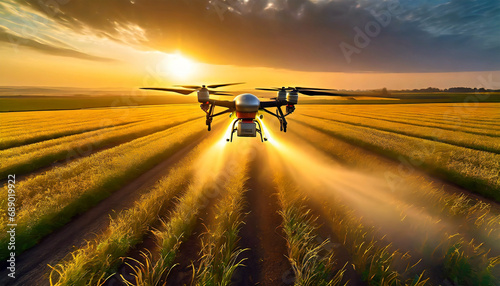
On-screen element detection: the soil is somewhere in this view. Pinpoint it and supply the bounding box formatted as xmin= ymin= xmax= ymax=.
xmin=233 ymin=147 xmax=290 ymax=286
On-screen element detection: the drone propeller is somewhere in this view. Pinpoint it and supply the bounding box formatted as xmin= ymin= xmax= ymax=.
xmin=255 ymin=87 xmax=283 ymax=91
xmin=256 ymin=86 xmax=354 ymax=97
xmin=140 ymin=87 xmax=195 ymax=95
xmin=210 ymin=91 xmax=234 ymax=96
xmin=256 ymin=87 xmax=290 ymax=91
xmin=256 ymin=86 xmax=410 ymax=99
xmin=141 ymin=82 xmax=244 ymax=96
xmin=175 ymin=82 xmax=245 ymax=89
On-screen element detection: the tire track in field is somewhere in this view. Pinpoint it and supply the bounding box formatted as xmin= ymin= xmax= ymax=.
xmin=106 ymin=182 xmax=223 ymax=286
xmin=234 ymin=143 xmax=290 ymax=286
xmin=0 ymin=121 xmax=222 ymax=286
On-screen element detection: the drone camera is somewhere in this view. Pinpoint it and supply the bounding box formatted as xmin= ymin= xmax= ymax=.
xmin=237 ymin=121 xmax=257 ymax=137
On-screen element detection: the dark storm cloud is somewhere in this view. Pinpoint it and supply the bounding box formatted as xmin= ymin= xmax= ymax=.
xmin=18 ymin=0 xmax=500 ymax=72
xmin=0 ymin=25 xmax=115 ymax=62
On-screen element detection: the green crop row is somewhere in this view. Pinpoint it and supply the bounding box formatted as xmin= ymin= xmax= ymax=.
xmin=275 ymin=175 xmax=346 ymax=286
xmin=193 ymin=161 xmax=249 ymax=285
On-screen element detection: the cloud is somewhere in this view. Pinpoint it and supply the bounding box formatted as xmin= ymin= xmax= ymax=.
xmin=405 ymin=0 xmax=500 ymax=47
xmin=15 ymin=0 xmax=500 ymax=72
xmin=0 ymin=26 xmax=115 ymax=62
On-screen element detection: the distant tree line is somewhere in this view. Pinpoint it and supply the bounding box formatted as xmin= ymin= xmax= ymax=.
xmin=397 ymin=87 xmax=500 ymax=93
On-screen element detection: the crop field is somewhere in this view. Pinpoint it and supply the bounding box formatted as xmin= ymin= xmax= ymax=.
xmin=0 ymin=102 xmax=499 ymax=286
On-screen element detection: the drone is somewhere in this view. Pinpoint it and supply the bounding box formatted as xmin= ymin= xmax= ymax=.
xmin=141 ymin=83 xmax=356 ymax=142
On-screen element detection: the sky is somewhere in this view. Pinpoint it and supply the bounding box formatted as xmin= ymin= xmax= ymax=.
xmin=1 ymin=0 xmax=499 ymax=90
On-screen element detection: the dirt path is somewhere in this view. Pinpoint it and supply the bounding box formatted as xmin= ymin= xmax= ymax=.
xmin=234 ymin=146 xmax=290 ymax=286
xmin=0 ymin=123 xmax=219 ymax=286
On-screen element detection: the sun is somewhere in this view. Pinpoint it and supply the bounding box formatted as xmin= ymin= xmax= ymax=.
xmin=163 ymin=53 xmax=196 ymax=80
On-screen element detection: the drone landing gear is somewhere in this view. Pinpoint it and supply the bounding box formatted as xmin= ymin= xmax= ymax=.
xmin=201 ymin=102 xmax=231 ymax=132
xmin=277 ymin=107 xmax=288 ymax=132
xmin=207 ymin=119 xmax=212 ymax=131
xmin=278 ymin=118 xmax=287 ymax=132
xmin=263 ymin=105 xmax=290 ymax=133
xmin=203 ymin=104 xmax=214 ymax=131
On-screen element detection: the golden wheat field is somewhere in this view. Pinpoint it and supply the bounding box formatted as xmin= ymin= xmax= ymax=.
xmin=0 ymin=102 xmax=499 ymax=286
